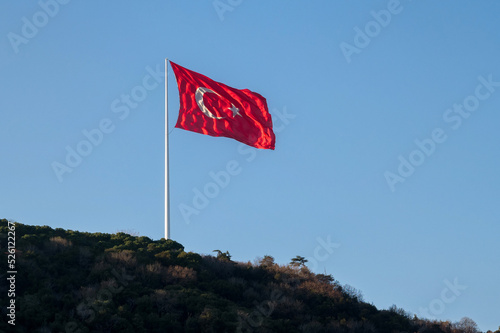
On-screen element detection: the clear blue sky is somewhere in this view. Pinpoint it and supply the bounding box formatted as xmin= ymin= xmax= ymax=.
xmin=1 ymin=1 xmax=499 ymax=330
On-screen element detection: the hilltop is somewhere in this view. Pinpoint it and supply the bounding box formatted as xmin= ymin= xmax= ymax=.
xmin=0 ymin=220 xmax=496 ymax=333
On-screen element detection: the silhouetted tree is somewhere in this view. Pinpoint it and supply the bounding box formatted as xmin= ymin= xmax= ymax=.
xmin=259 ymin=255 xmax=275 ymax=268
xmin=213 ymin=249 xmax=232 ymax=261
xmin=290 ymin=255 xmax=308 ymax=267
xmin=455 ymin=317 xmax=480 ymax=333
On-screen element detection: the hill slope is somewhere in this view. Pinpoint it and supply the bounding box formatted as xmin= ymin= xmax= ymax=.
xmin=0 ymin=220 xmax=494 ymax=333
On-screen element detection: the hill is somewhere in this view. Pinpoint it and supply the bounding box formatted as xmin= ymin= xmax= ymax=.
xmin=0 ymin=220 xmax=496 ymax=333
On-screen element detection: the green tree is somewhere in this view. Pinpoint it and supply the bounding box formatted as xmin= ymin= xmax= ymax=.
xmin=259 ymin=255 xmax=275 ymax=268
xmin=213 ymin=249 xmax=231 ymax=261
xmin=290 ymin=255 xmax=308 ymax=267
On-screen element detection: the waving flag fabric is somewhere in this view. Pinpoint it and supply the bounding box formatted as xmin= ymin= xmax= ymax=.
xmin=170 ymin=61 xmax=275 ymax=150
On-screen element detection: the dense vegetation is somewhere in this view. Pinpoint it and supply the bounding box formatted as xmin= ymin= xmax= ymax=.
xmin=0 ymin=220 xmax=497 ymax=333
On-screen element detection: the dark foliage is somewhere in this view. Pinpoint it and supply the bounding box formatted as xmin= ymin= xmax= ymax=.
xmin=0 ymin=220 xmax=493 ymax=333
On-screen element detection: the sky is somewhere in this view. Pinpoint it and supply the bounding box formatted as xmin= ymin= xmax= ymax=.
xmin=1 ymin=0 xmax=499 ymax=330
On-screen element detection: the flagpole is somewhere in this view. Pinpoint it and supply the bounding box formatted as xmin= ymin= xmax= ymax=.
xmin=165 ymin=58 xmax=170 ymax=240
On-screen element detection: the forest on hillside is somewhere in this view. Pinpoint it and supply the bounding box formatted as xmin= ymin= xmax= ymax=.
xmin=0 ymin=220 xmax=497 ymax=333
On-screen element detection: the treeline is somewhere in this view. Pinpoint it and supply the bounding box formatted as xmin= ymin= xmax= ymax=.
xmin=0 ymin=220 xmax=497 ymax=333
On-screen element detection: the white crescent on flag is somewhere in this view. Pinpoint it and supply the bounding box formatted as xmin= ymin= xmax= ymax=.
xmin=195 ymin=87 xmax=241 ymax=119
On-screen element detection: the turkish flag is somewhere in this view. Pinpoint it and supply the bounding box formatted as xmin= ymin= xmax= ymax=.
xmin=170 ymin=61 xmax=275 ymax=150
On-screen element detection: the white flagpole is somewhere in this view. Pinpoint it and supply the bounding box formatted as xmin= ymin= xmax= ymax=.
xmin=165 ymin=58 xmax=170 ymax=240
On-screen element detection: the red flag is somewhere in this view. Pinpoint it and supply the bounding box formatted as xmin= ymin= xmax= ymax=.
xmin=170 ymin=61 xmax=275 ymax=150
